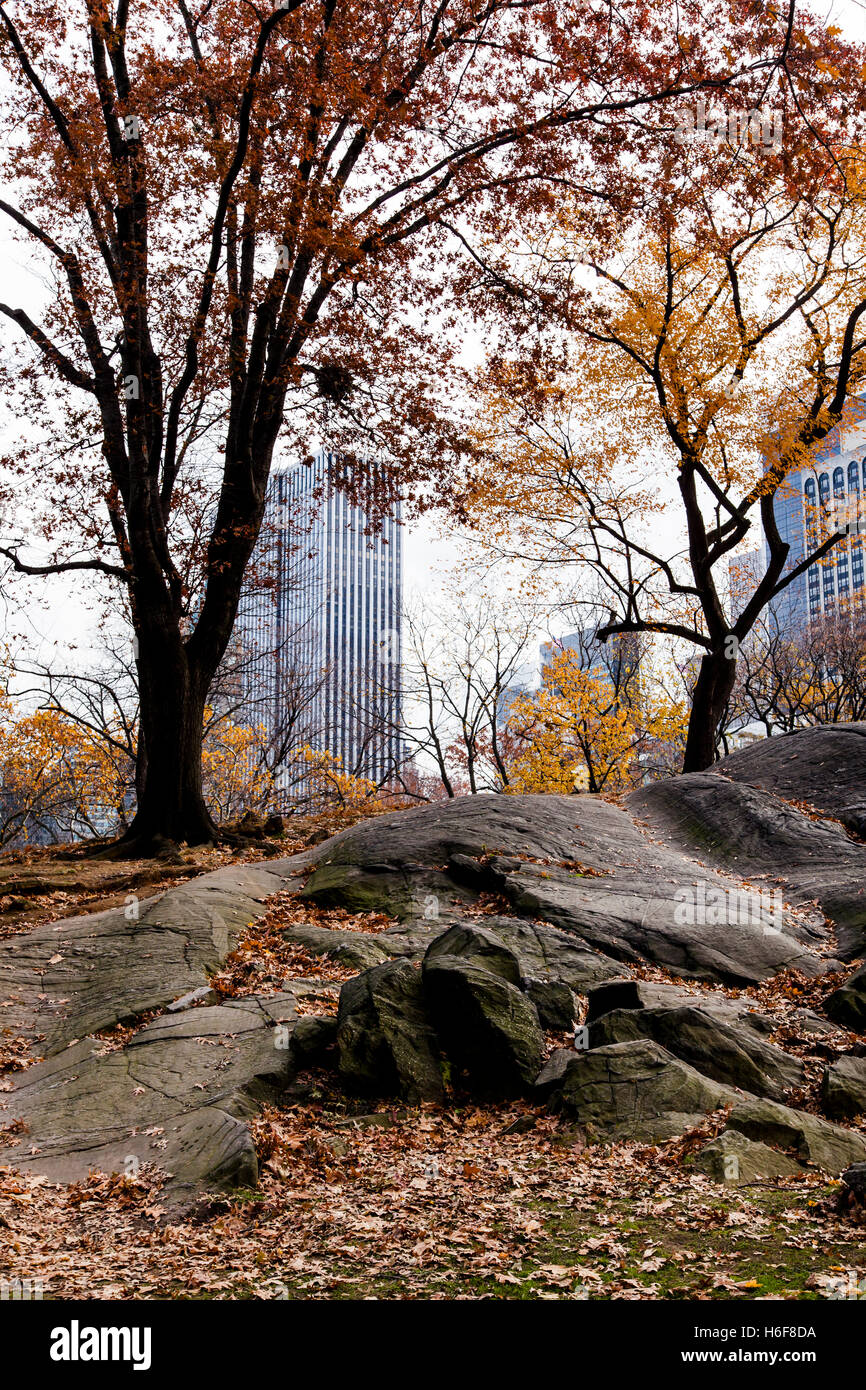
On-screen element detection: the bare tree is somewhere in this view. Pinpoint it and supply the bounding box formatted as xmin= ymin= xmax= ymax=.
xmin=400 ymin=590 xmax=539 ymax=797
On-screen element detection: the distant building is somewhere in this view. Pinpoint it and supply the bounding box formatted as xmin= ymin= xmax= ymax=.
xmin=496 ymin=659 xmax=539 ymax=728
xmin=727 ymin=548 xmax=764 ymax=623
xmin=730 ymin=411 xmax=866 ymax=631
xmin=236 ymin=451 xmax=403 ymax=794
xmin=539 ymin=626 xmax=640 ymax=693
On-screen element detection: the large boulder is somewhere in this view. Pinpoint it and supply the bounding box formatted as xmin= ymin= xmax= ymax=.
xmin=424 ymin=922 xmax=523 ymax=985
xmin=726 ymin=1095 xmax=866 ymax=1174
xmin=588 ymin=1004 xmax=804 ymax=1101
xmin=456 ymin=915 xmax=621 ymax=993
xmin=687 ymin=1130 xmax=804 ymax=1183
xmin=551 ymin=1039 xmax=735 ymax=1142
xmin=298 ymin=792 xmax=831 ymax=984
xmin=422 ymin=953 xmax=544 ymax=1095
xmin=298 ymin=795 xmax=603 ymax=919
xmin=336 ymin=959 xmax=444 ymax=1104
xmin=821 ymin=1056 xmax=866 ymax=1120
xmin=824 ymin=965 xmax=866 ymax=1030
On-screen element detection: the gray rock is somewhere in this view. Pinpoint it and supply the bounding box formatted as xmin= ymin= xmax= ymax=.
xmin=821 ymin=1055 xmax=866 ymax=1120
xmin=586 ymin=978 xmax=697 ymax=1022
xmin=424 ymin=922 xmax=522 ymax=986
xmin=726 ymin=1095 xmax=866 ymax=1173
xmin=588 ymin=1004 xmax=804 ymax=1102
xmin=166 ymin=986 xmax=219 ymax=1012
xmin=824 ymin=965 xmax=866 ymax=1030
xmin=688 ymin=1130 xmax=804 ymax=1183
xmin=551 ymin=1039 xmax=735 ymax=1142
xmin=300 ymin=857 xmax=474 ymax=920
xmin=2 ymin=992 xmax=300 ymax=1204
xmin=533 ymin=1047 xmax=576 ymax=1094
xmin=336 ymin=959 xmax=444 ymax=1104
xmin=0 ymin=856 xmax=307 ymax=1055
xmin=502 ymin=861 xmax=823 ymax=986
xmin=467 ymin=916 xmax=621 ymax=992
xmin=279 ymin=921 xmax=392 ymax=970
xmin=422 ymin=953 xmax=544 ymax=1095
xmin=586 ymin=977 xmax=779 ymax=1034
xmin=714 ymin=724 xmax=866 ymax=822
xmin=631 ymin=767 xmax=866 ymax=960
xmin=525 ymin=979 xmax=577 ymax=1031
xmin=280 ymin=919 xmax=441 ymax=970
xmin=290 ymin=1015 xmax=338 ymax=1065
xmin=300 ymin=792 xmax=830 ymax=983
xmin=837 ymin=1162 xmax=866 ymax=1217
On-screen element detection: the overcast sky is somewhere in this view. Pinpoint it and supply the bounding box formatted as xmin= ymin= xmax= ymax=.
xmin=1 ymin=0 xmax=864 ymax=673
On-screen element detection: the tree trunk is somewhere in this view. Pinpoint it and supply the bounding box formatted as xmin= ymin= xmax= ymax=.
xmin=682 ymin=651 xmax=737 ymax=773
xmin=117 ymin=630 xmax=219 ymax=852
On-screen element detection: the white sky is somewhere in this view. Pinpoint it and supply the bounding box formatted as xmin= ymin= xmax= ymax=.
xmin=1 ymin=0 xmax=865 ymax=671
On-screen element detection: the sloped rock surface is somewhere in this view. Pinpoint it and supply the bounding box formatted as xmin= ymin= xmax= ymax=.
xmin=630 ymin=772 xmax=866 ymax=958
xmin=280 ymin=919 xmax=444 ymax=970
xmin=0 ymin=859 xmax=304 ymax=1055
xmin=3 ymin=992 xmax=299 ymax=1204
xmin=585 ymin=978 xmax=777 ymax=1034
xmin=714 ymin=723 xmax=866 ymax=826
xmin=502 ymin=863 xmax=821 ymax=985
xmin=459 ymin=915 xmax=621 ymax=992
xmin=726 ymin=1095 xmax=866 ymax=1173
xmin=301 ymin=793 xmax=827 ymax=985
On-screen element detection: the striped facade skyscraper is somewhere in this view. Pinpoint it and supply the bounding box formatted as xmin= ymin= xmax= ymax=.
xmin=236 ymin=450 xmax=403 ymax=793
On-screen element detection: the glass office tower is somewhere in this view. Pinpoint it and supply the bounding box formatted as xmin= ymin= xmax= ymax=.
xmin=236 ymin=450 xmax=403 ymax=794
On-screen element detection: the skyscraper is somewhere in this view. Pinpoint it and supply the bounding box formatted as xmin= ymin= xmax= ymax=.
xmin=235 ymin=450 xmax=403 ymax=794
xmin=728 ymin=409 xmax=866 ymax=629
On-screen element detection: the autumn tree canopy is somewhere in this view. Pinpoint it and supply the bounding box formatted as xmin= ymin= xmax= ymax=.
xmin=464 ymin=29 xmax=866 ymax=770
xmin=0 ymin=0 xmax=821 ymax=850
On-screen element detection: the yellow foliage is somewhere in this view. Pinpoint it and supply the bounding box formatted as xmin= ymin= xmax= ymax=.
xmin=201 ymin=710 xmax=272 ymax=823
xmin=0 ymin=697 xmax=133 ymax=845
xmin=505 ymin=649 xmax=686 ymax=794
xmin=281 ymin=745 xmax=383 ymax=818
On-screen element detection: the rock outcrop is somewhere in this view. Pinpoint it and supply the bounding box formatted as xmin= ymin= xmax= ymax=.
xmin=2 ymin=723 xmax=865 ymax=1205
